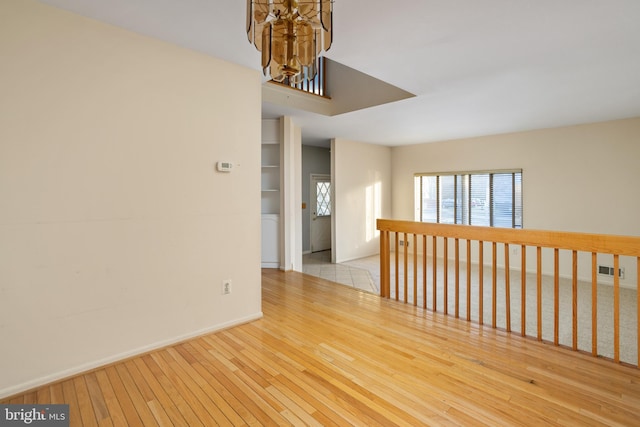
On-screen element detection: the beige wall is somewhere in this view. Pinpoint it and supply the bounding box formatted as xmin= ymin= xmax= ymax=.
xmin=0 ymin=0 xmax=262 ymax=397
xmin=391 ymin=117 xmax=640 ymax=286
xmin=332 ymin=139 xmax=392 ymax=263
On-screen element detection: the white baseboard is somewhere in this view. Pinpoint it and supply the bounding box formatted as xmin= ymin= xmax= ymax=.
xmin=0 ymin=312 xmax=263 ymax=400
xmin=335 ymin=252 xmax=379 ymax=264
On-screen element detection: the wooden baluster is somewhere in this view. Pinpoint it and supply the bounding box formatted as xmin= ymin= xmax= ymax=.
xmin=591 ymin=252 xmax=597 ymax=356
xmin=467 ymin=240 xmax=472 ymax=321
xmin=572 ymin=250 xmax=578 ymax=351
xmin=378 ymin=230 xmax=382 ymax=296
xmin=422 ymin=235 xmax=427 ymax=309
xmin=413 ymin=233 xmax=418 ymax=306
xmin=505 ymin=243 xmax=511 ymax=332
xmin=554 ymin=248 xmax=559 ymax=346
xmin=380 ymin=230 xmax=388 ymax=298
xmin=319 ymin=60 xmax=323 ymax=95
xmin=521 ymin=244 xmax=526 ymax=337
xmin=384 ymin=231 xmax=390 ymax=298
xmin=637 ymin=257 xmax=639 ymax=367
xmin=537 ymin=247 xmax=542 ymax=341
xmin=455 ymin=238 xmax=460 ymax=318
xmin=614 ymin=254 xmax=620 ymax=363
xmin=432 ymin=236 xmax=437 ymax=312
xmin=479 ymin=241 xmax=484 ymax=325
xmin=404 ymin=233 xmax=408 ymax=304
xmin=492 ymin=242 xmax=497 ymax=328
xmin=395 ymin=232 xmax=399 ymax=301
xmin=323 ymin=57 xmax=327 ymax=96
xmin=379 ymin=230 xmax=384 ymax=297
xmin=444 ymin=238 xmax=449 ymax=315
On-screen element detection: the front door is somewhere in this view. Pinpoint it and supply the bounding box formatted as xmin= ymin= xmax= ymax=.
xmin=310 ymin=174 xmax=331 ymax=253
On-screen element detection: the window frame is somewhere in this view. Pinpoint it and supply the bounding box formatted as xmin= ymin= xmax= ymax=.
xmin=414 ymin=169 xmax=523 ymax=228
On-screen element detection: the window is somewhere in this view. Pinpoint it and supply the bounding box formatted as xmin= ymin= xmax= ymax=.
xmin=316 ymin=181 xmax=331 ymax=216
xmin=414 ymin=170 xmax=522 ymax=228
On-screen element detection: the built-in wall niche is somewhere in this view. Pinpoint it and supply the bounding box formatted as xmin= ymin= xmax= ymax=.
xmin=261 ymin=119 xmax=281 ymax=268
xmin=261 ymin=143 xmax=280 ymax=214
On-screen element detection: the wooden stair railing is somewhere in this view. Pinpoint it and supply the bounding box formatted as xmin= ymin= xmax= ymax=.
xmin=377 ymin=219 xmax=640 ymax=367
xmin=269 ymin=57 xmax=328 ymax=97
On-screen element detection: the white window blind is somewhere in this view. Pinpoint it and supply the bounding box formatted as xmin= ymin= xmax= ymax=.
xmin=414 ymin=170 xmax=523 ymax=228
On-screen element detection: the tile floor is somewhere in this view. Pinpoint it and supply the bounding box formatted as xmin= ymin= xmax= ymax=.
xmin=302 ymin=251 xmax=380 ymax=294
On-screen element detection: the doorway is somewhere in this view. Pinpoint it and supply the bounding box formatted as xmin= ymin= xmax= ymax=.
xmin=310 ymin=174 xmax=331 ymax=253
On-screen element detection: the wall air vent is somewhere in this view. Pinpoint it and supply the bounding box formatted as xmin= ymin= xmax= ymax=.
xmin=598 ymin=265 xmax=625 ymax=279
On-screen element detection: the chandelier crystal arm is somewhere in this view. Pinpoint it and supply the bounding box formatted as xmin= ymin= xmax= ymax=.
xmin=246 ymin=0 xmax=254 ymax=42
xmin=262 ymin=25 xmax=272 ymax=70
xmin=320 ymin=0 xmax=332 ymax=33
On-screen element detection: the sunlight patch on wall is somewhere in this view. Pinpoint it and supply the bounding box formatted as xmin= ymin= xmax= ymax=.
xmin=366 ymin=181 xmax=382 ymax=242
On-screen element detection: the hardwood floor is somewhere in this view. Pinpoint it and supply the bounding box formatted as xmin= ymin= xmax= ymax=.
xmin=3 ymin=270 xmax=640 ymax=426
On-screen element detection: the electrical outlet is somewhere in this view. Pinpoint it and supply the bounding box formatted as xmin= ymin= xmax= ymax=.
xmin=222 ymin=279 xmax=232 ymax=295
xmin=399 ymin=240 xmax=409 ymax=247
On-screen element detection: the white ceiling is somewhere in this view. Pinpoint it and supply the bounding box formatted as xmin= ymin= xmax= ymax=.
xmin=40 ymin=0 xmax=640 ymax=146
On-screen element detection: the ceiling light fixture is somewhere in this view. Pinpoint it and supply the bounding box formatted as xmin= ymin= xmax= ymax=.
xmin=247 ymin=0 xmax=333 ymax=83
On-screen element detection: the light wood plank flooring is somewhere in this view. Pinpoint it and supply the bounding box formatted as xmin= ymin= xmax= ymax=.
xmin=3 ymin=270 xmax=640 ymax=426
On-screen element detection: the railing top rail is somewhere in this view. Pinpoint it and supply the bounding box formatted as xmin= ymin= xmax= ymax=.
xmin=377 ymin=219 xmax=640 ymax=257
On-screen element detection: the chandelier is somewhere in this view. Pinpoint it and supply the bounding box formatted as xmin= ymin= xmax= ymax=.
xmin=246 ymin=0 xmax=333 ymax=83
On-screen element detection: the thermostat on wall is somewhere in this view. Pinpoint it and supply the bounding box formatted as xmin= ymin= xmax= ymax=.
xmin=216 ymin=161 xmax=233 ymax=172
